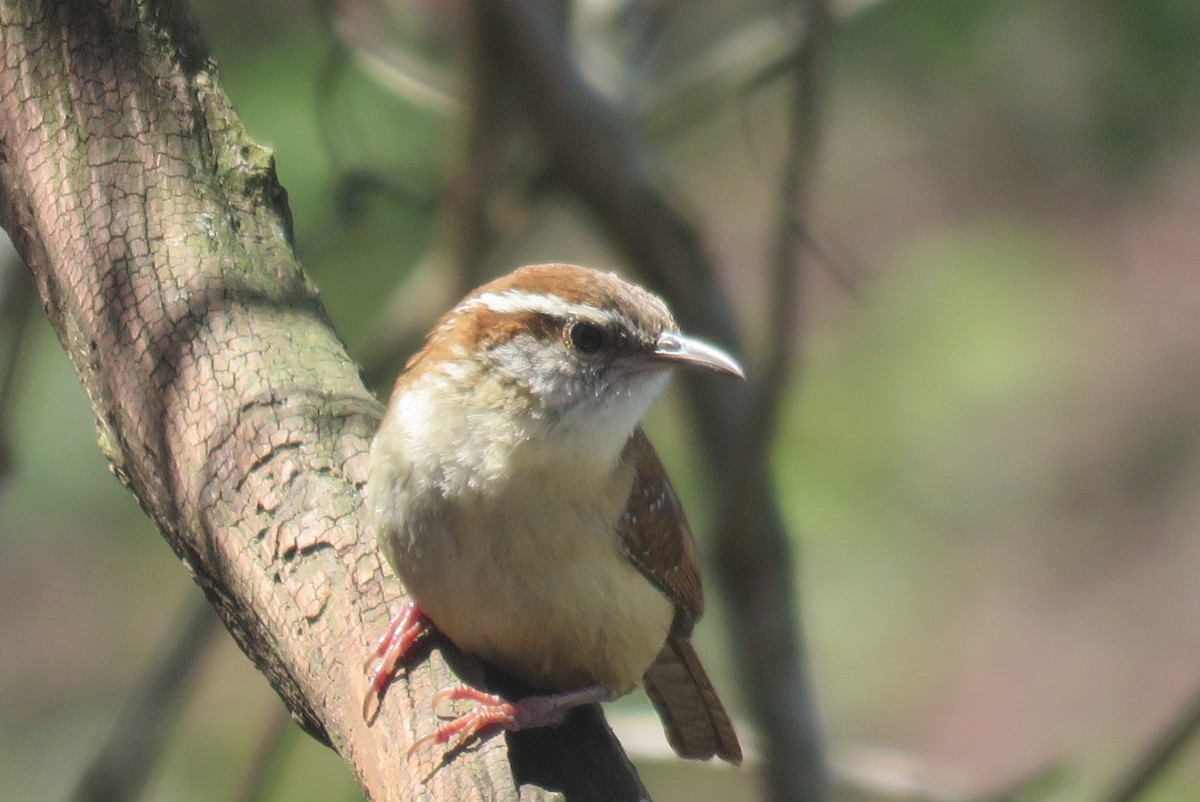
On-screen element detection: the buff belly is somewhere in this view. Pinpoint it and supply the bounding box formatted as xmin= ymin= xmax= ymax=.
xmin=387 ymin=477 xmax=674 ymax=694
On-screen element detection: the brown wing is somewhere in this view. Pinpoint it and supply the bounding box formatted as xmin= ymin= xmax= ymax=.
xmin=617 ymin=427 xmax=704 ymax=636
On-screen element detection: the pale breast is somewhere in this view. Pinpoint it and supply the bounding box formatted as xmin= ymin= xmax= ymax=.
xmin=390 ymin=463 xmax=675 ymax=694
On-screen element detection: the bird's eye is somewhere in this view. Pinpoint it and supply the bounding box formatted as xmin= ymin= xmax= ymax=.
xmin=568 ymin=321 xmax=605 ymax=354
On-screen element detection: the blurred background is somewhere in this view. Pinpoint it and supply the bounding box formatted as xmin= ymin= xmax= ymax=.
xmin=2 ymin=0 xmax=1200 ymax=800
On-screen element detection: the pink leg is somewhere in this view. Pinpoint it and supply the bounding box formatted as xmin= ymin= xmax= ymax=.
xmin=410 ymin=684 xmax=613 ymax=755
xmin=362 ymin=601 xmax=432 ymax=721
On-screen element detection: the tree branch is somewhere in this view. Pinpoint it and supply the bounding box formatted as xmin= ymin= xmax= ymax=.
xmin=0 ymin=1 xmax=644 ymax=799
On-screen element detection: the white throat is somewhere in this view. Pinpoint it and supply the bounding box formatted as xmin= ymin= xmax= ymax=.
xmin=384 ymin=367 xmax=670 ymax=497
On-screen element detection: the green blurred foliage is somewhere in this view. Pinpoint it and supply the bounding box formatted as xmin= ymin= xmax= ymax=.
xmin=843 ymin=0 xmax=1200 ymax=178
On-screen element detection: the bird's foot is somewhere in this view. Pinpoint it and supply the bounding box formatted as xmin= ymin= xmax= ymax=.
xmin=409 ymin=684 xmax=613 ymax=756
xmin=362 ymin=600 xmax=432 ymax=722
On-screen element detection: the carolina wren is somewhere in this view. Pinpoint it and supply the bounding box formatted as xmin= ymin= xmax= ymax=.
xmin=364 ymin=263 xmax=743 ymax=763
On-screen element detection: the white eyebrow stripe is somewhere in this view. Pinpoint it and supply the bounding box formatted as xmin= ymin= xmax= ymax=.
xmin=466 ymin=290 xmax=622 ymax=326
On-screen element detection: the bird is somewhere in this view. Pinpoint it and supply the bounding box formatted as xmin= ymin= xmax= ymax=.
xmin=363 ymin=262 xmax=743 ymax=763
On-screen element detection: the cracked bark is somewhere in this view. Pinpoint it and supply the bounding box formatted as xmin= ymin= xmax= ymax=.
xmin=0 ymin=1 xmax=646 ymax=799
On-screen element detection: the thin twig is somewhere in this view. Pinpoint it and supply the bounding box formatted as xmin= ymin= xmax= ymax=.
xmin=744 ymin=0 xmax=830 ymax=462
xmin=322 ymin=0 xmax=461 ymax=116
xmin=1100 ymin=684 xmax=1200 ymax=802
xmin=639 ymin=16 xmax=797 ymax=139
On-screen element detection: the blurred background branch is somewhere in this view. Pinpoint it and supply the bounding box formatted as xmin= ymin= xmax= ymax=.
xmin=710 ymin=3 xmax=833 ymax=800
xmin=0 ymin=246 xmax=36 ymax=489
xmin=72 ymin=599 xmax=220 ymax=802
xmin=1100 ymin=684 xmax=1200 ymax=802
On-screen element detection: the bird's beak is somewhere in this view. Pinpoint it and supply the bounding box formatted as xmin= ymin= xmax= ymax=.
xmin=653 ymin=331 xmax=745 ymax=379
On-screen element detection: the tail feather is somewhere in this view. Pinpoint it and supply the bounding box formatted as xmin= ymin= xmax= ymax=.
xmin=643 ymin=638 xmax=742 ymax=764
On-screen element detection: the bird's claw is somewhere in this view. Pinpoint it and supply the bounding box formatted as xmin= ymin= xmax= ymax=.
xmin=361 ymin=601 xmax=431 ymax=723
xmin=409 ymin=686 xmax=518 ymax=757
